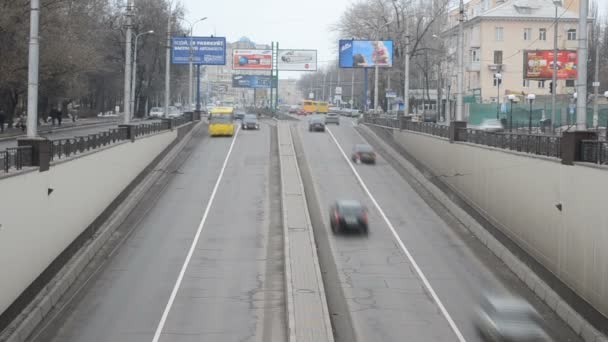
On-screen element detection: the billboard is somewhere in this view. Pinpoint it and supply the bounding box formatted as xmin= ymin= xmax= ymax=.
xmin=524 ymin=50 xmax=578 ymax=80
xmin=339 ymin=40 xmax=393 ymax=68
xmin=232 ymin=75 xmax=273 ymax=88
xmin=277 ymin=50 xmax=317 ymax=71
xmin=233 ymin=49 xmax=272 ymax=70
xmin=172 ymin=37 xmax=226 ymax=65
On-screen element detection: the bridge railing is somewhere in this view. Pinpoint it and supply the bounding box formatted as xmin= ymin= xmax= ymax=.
xmin=50 ymin=127 xmax=128 ymax=161
xmin=458 ymin=128 xmax=562 ymax=159
xmin=364 ymin=116 xmax=449 ymax=138
xmin=1 ymin=146 xmax=33 ymax=172
xmin=581 ymin=140 xmax=608 ymax=165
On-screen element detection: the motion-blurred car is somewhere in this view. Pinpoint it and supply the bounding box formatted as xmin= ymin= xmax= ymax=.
xmin=297 ymin=109 xmax=307 ymax=116
xmin=309 ymin=117 xmax=325 ymax=132
xmin=479 ymin=118 xmax=504 ymax=132
xmin=241 ymin=114 xmax=259 ymax=130
xmin=474 ymin=293 xmax=551 ymax=342
xmin=330 ymin=200 xmax=369 ymax=235
xmin=289 ymin=105 xmax=300 ymax=114
xmin=235 ymin=111 xmax=246 ymax=120
xmin=167 ymin=106 xmax=181 ymax=118
xmin=149 ymin=107 xmax=164 ymax=118
xmin=325 ymin=112 xmax=340 ymax=125
xmin=351 ymin=144 xmax=376 ymax=164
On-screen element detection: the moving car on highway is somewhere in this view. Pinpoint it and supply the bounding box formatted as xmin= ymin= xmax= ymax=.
xmin=474 ymin=292 xmax=551 ymax=342
xmin=241 ymin=114 xmax=259 ymax=130
xmin=308 ymin=116 xmax=325 ymax=132
xmin=330 ymin=200 xmax=369 ymax=235
xmin=208 ymin=107 xmax=236 ymax=137
xmin=325 ymin=112 xmax=340 ymax=125
xmin=479 ymin=118 xmax=504 ymax=132
xmin=351 ymin=144 xmax=376 ymax=164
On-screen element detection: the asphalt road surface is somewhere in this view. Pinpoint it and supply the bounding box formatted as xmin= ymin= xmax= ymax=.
xmin=31 ymin=119 xmax=285 ymax=342
xmin=294 ymin=115 xmax=581 ymax=342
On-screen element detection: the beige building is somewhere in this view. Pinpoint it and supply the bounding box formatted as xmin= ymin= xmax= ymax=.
xmin=442 ymin=0 xmax=581 ymax=103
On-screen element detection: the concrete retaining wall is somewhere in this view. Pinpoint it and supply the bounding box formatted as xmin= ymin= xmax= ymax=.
xmin=0 ymin=130 xmax=176 ymax=316
xmin=383 ymin=127 xmax=608 ymax=319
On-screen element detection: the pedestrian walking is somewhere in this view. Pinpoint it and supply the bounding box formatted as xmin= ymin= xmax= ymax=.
xmin=57 ymin=108 xmax=63 ymax=126
xmin=49 ymin=107 xmax=59 ymax=126
xmin=18 ymin=112 xmax=26 ymax=132
xmin=0 ymin=109 xmax=6 ymax=133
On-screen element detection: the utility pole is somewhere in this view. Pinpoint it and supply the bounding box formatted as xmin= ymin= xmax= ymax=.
xmin=456 ymin=0 xmax=464 ymax=121
xmin=575 ymin=0 xmax=588 ymax=131
xmin=164 ymin=2 xmax=172 ymax=118
xmin=551 ymin=2 xmax=559 ymax=133
xmin=351 ymin=69 xmax=355 ymax=109
xmin=592 ymin=26 xmax=600 ymax=130
xmin=26 ymin=0 xmax=40 ymax=137
xmin=123 ymin=0 xmax=133 ymax=124
xmin=404 ymin=16 xmax=410 ymax=115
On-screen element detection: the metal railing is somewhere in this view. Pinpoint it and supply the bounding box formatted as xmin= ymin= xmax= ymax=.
xmin=581 ymin=140 xmax=608 ymax=165
xmin=1 ymin=146 xmax=33 ymax=172
xmin=50 ymin=127 xmax=128 ymax=161
xmin=364 ymin=116 xmax=449 ymax=138
xmin=458 ymin=128 xmax=562 ymax=158
xmin=133 ymin=122 xmax=165 ymax=138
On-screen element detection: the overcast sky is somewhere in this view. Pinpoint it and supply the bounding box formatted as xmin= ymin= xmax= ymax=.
xmin=181 ymin=0 xmax=354 ymax=79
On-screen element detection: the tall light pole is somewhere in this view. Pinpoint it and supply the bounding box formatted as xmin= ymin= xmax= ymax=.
xmin=185 ymin=17 xmax=207 ymax=112
xmin=494 ymin=73 xmax=502 ymax=119
xmin=592 ymin=24 xmax=600 ymax=130
xmin=26 ymin=0 xmax=40 ymax=137
xmin=456 ymin=0 xmax=465 ymax=122
xmin=575 ymin=0 xmax=588 ymax=131
xmin=123 ymin=0 xmax=134 ymax=124
xmin=351 ymin=69 xmax=355 ymax=109
xmin=372 ymin=19 xmax=394 ymax=112
xmin=130 ymin=30 xmax=154 ymax=119
xmin=551 ymin=0 xmax=561 ymax=134
xmin=164 ymin=1 xmax=174 ymax=118
xmin=527 ymin=93 xmax=536 ymax=133
xmin=508 ymin=94 xmax=516 ymax=132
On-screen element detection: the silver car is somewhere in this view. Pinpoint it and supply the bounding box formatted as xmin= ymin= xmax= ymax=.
xmin=479 ymin=118 xmax=504 ymax=132
xmin=325 ymin=112 xmax=340 ymax=125
xmin=474 ymin=293 xmax=551 ymax=342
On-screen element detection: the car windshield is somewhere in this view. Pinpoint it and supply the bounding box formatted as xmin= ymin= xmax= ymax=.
xmin=244 ymin=115 xmax=257 ymax=122
xmin=338 ymin=202 xmax=363 ymax=216
xmin=355 ymin=145 xmax=373 ymax=153
xmin=310 ymin=118 xmax=323 ymax=123
xmin=210 ymin=115 xmax=233 ymax=123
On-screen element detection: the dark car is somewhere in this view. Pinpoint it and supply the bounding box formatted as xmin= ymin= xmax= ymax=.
xmin=309 ymin=117 xmax=325 ymax=132
xmin=351 ymin=144 xmax=376 ymax=164
xmin=242 ymin=114 xmax=259 ymax=130
xmin=330 ymin=200 xmax=369 ymax=235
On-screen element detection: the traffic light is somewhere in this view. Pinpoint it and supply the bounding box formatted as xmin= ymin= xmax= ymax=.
xmin=549 ymin=82 xmax=553 ymax=94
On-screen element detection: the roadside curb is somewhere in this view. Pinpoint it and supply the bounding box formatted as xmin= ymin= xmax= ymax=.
xmin=0 ymin=121 xmax=203 ymax=342
xmin=357 ymin=124 xmax=608 ymax=342
xmin=277 ymin=122 xmax=334 ymax=342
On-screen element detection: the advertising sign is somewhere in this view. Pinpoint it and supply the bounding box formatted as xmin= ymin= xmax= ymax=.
xmin=277 ymin=50 xmax=317 ymax=71
xmin=339 ymin=40 xmax=393 ymax=68
xmin=172 ymin=37 xmax=226 ymax=65
xmin=524 ymin=50 xmax=578 ymax=80
xmin=233 ymin=49 xmax=272 ymax=70
xmin=232 ymin=75 xmax=273 ymax=88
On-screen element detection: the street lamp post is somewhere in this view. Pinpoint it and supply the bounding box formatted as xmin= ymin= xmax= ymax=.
xmin=605 ymin=91 xmax=608 ymax=140
xmin=186 ymin=17 xmax=207 ymax=112
xmin=131 ymin=30 xmax=154 ymax=119
xmin=26 ymin=0 xmax=40 ymax=137
xmin=371 ymin=19 xmax=393 ymax=112
xmin=123 ymin=0 xmax=134 ymax=124
xmin=527 ymin=93 xmax=536 ymax=133
xmin=494 ymin=73 xmax=502 ymax=119
xmin=551 ymin=0 xmax=561 ymax=134
xmin=508 ymin=94 xmax=516 ymax=132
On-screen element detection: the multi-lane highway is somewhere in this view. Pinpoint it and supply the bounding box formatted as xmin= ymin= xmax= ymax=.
xmin=27 ymin=114 xmax=582 ymax=342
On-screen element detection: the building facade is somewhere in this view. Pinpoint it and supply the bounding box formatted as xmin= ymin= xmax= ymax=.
xmin=442 ymin=0 xmax=581 ymax=103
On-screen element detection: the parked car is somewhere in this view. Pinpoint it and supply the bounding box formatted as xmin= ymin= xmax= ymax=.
xmin=241 ymin=114 xmax=259 ymax=130
xmin=149 ymin=107 xmax=164 ymax=118
xmin=329 ymin=200 xmax=369 ymax=235
xmin=351 ymin=144 xmax=376 ymax=164
xmin=308 ymin=117 xmax=325 ymax=132
xmin=325 ymin=112 xmax=340 ymax=125
xmin=474 ymin=292 xmax=551 ymax=342
xmin=167 ymin=106 xmax=181 ymax=118
xmin=479 ymin=118 xmax=504 ymax=132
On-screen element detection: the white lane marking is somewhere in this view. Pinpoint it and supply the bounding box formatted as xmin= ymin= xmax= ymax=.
xmin=152 ymin=127 xmax=240 ymax=342
xmin=326 ymin=127 xmax=467 ymax=342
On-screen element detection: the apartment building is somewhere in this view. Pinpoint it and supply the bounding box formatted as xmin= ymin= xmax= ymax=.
xmin=442 ymin=0 xmax=581 ymax=103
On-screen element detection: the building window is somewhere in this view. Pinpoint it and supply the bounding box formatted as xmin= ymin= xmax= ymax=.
xmin=524 ymin=28 xmax=532 ymax=41
xmin=538 ymin=80 xmax=545 ymax=88
xmin=495 ymin=27 xmax=504 ymax=41
xmin=566 ymin=79 xmax=575 ymax=87
xmin=493 ymin=50 xmax=503 ymax=65
xmin=567 ymin=29 xmax=576 ymax=40
xmin=539 ymin=28 xmax=546 ymax=41
xmin=523 ymin=79 xmax=530 ymax=88
xmin=470 ymin=48 xmax=480 ymax=62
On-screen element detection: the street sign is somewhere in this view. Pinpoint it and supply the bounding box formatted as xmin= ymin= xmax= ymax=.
xmin=385 ymin=90 xmax=397 ymax=98
xmin=335 ymin=87 xmax=343 ymax=95
xmin=593 ymin=82 xmax=600 ymax=87
xmin=309 ymin=92 xmax=314 ymax=99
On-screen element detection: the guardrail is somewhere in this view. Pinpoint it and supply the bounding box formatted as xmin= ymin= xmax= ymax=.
xmin=364 ymin=116 xmax=449 ymax=138
xmin=2 ymin=115 xmax=197 ymax=174
xmin=581 ymin=140 xmax=608 ymax=165
xmin=0 ymin=146 xmax=33 ymax=172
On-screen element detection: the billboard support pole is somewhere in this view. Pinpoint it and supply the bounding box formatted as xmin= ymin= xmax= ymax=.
xmin=196 ymin=64 xmax=201 ymax=111
xmin=551 ymin=3 xmax=558 ymax=133
xmin=275 ymin=42 xmax=279 ymax=111
xmin=164 ymin=3 xmax=172 ymax=118
xmin=575 ymin=0 xmax=588 ymax=131
xmin=364 ymin=68 xmax=369 ymax=112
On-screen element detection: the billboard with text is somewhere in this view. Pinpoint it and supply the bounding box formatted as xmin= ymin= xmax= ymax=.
xmin=339 ymin=40 xmax=393 ymax=68
xmin=277 ymin=50 xmax=317 ymax=71
xmin=172 ymin=36 xmax=226 ymax=65
xmin=232 ymin=75 xmax=273 ymax=88
xmin=524 ymin=50 xmax=578 ymax=80
xmin=232 ymin=49 xmax=272 ymax=70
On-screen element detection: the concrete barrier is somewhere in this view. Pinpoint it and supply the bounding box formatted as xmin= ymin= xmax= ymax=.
xmin=360 ymin=123 xmax=608 ymax=340
xmin=0 ymin=129 xmax=176 ymax=325
xmin=277 ymin=122 xmax=334 ymax=342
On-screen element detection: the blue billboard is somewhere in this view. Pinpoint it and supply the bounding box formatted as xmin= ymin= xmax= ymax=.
xmin=339 ymin=40 xmax=393 ymax=68
xmin=232 ymin=75 xmax=273 ymax=89
xmin=172 ymin=36 xmax=226 ymax=65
